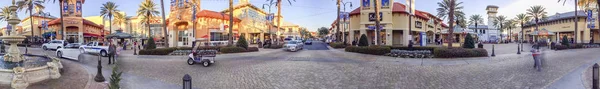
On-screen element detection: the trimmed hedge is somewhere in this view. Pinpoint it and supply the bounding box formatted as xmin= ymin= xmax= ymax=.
xmin=389 ymin=46 xmax=437 ymax=52
xmin=220 ymin=47 xmax=247 ymax=53
xmin=433 ymin=47 xmax=488 ymax=58
xmin=345 ymin=46 xmax=391 ymax=55
xmin=329 ymin=42 xmax=346 ymax=48
xmin=139 ymin=46 xmax=224 ymax=55
xmin=246 ymin=47 xmax=259 ymax=52
xmin=555 ymin=43 xmax=585 ymax=50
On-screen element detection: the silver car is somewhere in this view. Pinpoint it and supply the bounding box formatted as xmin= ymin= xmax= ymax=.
xmin=283 ymin=41 xmax=303 ymax=52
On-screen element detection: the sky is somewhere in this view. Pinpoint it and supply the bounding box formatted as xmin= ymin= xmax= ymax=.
xmin=0 ymin=0 xmax=580 ymax=32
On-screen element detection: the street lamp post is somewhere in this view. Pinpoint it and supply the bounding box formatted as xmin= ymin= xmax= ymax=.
xmin=263 ymin=2 xmax=276 ymax=45
xmin=342 ymin=1 xmax=352 ymax=45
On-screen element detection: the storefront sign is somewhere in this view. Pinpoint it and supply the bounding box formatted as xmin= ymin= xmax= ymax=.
xmin=382 ymin=0 xmax=390 ymax=8
xmin=76 ymin=1 xmax=81 ymax=12
xmin=63 ymin=2 xmax=68 ymax=12
xmin=368 ymin=12 xmax=382 ymax=21
xmin=362 ymin=0 xmax=370 ymax=8
xmin=415 ymin=21 xmax=422 ymax=28
xmin=588 ymin=10 xmax=596 ymax=28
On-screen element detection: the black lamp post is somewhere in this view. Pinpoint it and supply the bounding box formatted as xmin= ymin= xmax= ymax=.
xmin=183 ymin=74 xmax=192 ymax=89
xmin=594 ymin=63 xmax=599 ymax=89
xmin=491 ymin=45 xmax=496 ymax=57
xmin=94 ymin=54 xmax=105 ymax=82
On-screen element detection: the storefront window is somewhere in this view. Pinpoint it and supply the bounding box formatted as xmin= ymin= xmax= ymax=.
xmin=210 ymin=32 xmax=229 ymax=41
xmin=178 ymin=30 xmax=188 ymax=45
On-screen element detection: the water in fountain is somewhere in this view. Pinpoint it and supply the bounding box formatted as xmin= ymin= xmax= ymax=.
xmin=0 ymin=54 xmax=52 ymax=69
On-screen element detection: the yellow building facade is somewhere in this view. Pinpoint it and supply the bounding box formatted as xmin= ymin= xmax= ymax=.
xmin=222 ymin=0 xmax=274 ymax=43
xmin=20 ymin=12 xmax=56 ymax=37
xmin=522 ymin=11 xmax=600 ymax=43
xmin=347 ymin=1 xmax=447 ymax=46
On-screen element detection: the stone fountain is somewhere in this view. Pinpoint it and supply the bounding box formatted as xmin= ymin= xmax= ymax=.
xmin=0 ymin=0 xmax=63 ymax=89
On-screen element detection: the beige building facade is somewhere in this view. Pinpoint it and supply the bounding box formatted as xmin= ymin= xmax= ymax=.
xmin=522 ymin=11 xmax=600 ymax=43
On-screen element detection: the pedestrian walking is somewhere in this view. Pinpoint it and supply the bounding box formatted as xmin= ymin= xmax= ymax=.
xmin=108 ymin=40 xmax=116 ymax=65
xmin=531 ymin=44 xmax=542 ymax=71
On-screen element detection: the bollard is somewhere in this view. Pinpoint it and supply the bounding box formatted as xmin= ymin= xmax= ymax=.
xmin=491 ymin=45 xmax=496 ymax=57
xmin=517 ymin=43 xmax=521 ymax=54
xmin=183 ymin=74 xmax=192 ymax=89
xmin=94 ymin=54 xmax=105 ymax=82
xmin=594 ymin=63 xmax=599 ymax=89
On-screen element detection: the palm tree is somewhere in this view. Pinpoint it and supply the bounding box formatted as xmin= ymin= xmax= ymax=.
xmin=48 ymin=0 xmax=65 ymax=40
xmin=159 ymin=0 xmax=168 ymax=47
xmin=0 ymin=7 xmax=11 ymax=23
xmin=493 ymin=15 xmax=507 ymax=42
xmin=503 ymin=20 xmax=517 ymax=42
xmin=526 ymin=5 xmax=547 ymax=42
xmin=100 ymin=1 xmax=120 ymax=35
xmin=469 ymin=15 xmax=484 ymax=31
xmin=266 ymin=0 xmax=296 ymax=39
xmin=516 ymin=13 xmax=531 ymax=42
xmin=16 ymin=0 xmax=45 ymax=38
xmin=437 ymin=0 xmax=464 ymax=47
xmin=137 ymin=0 xmax=160 ymax=38
xmin=113 ymin=13 xmax=126 ymax=30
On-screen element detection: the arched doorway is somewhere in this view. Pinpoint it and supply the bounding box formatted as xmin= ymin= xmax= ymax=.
xmin=65 ymin=26 xmax=79 ymax=43
xmin=174 ymin=22 xmax=190 ymax=47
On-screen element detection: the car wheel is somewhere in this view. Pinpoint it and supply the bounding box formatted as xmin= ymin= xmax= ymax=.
xmin=202 ymin=60 xmax=210 ymax=67
xmin=42 ymin=46 xmax=47 ymax=50
xmin=187 ymin=58 xmax=195 ymax=65
xmin=100 ymin=50 xmax=108 ymax=57
xmin=57 ymin=51 xmax=62 ymax=58
xmin=57 ymin=46 xmax=62 ymax=50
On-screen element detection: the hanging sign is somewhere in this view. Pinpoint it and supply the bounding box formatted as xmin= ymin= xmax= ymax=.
xmin=420 ymin=32 xmax=426 ymax=46
xmin=76 ymin=1 xmax=81 ymax=12
xmin=63 ymin=2 xmax=68 ymax=12
xmin=362 ymin=0 xmax=370 ymax=8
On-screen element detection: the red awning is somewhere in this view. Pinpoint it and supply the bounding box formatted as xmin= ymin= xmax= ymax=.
xmin=83 ymin=33 xmax=101 ymax=37
xmin=201 ymin=35 xmax=209 ymax=38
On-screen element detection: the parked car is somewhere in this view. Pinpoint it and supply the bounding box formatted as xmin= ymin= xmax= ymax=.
xmin=65 ymin=43 xmax=82 ymax=48
xmin=79 ymin=42 xmax=110 ymax=57
xmin=283 ymin=40 xmax=303 ymax=52
xmin=56 ymin=47 xmax=83 ymax=60
xmin=305 ymin=40 xmax=312 ymax=45
xmin=42 ymin=40 xmax=68 ymax=50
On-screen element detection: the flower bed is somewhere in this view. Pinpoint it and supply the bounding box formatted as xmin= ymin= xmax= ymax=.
xmin=433 ymin=47 xmax=488 ymax=58
xmin=386 ymin=50 xmax=434 ymax=58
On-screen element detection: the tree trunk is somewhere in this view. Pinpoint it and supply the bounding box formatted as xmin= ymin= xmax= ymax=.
xmin=374 ymin=0 xmax=381 ymax=45
xmin=29 ymin=6 xmax=33 ymax=39
xmin=229 ymin=0 xmax=234 ymax=45
xmin=277 ymin=0 xmax=281 ymax=41
xmin=60 ymin=0 xmax=65 ymax=40
xmin=147 ymin=13 xmax=151 ymax=38
xmin=109 ymin=15 xmax=112 ymax=34
xmin=447 ymin=0 xmax=455 ymax=47
xmin=160 ymin=0 xmax=168 ymax=47
xmin=475 ymin=23 xmax=478 ymax=42
xmin=574 ymin=1 xmax=578 ymax=43
xmin=336 ymin=0 xmax=340 ymax=42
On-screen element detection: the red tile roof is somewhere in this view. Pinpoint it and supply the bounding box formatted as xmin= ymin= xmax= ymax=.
xmin=196 ymin=10 xmax=241 ymax=22
xmin=46 ymin=18 xmax=104 ymax=28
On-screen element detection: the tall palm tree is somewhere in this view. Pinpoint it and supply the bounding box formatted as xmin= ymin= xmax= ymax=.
xmin=516 ymin=13 xmax=531 ymax=42
xmin=16 ymin=0 xmax=45 ymax=38
xmin=100 ymin=1 xmax=120 ymax=34
xmin=48 ymin=0 xmax=65 ymax=40
xmin=137 ymin=0 xmax=160 ymax=38
xmin=0 ymin=7 xmax=11 ymax=23
xmin=493 ymin=15 xmax=507 ymax=42
xmin=113 ymin=13 xmax=126 ymax=30
xmin=526 ymin=5 xmax=547 ymax=42
xmin=437 ymin=0 xmax=464 ymax=47
xmin=503 ymin=19 xmax=517 ymax=42
xmin=266 ymin=0 xmax=296 ymax=39
xmin=159 ymin=0 xmax=168 ymax=47
xmin=469 ymin=14 xmax=484 ymax=32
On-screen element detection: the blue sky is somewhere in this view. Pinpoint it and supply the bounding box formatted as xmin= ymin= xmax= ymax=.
xmin=0 ymin=0 xmax=579 ymax=31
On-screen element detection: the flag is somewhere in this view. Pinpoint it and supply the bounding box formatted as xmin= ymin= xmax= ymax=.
xmin=406 ymin=0 xmax=415 ymax=15
xmin=76 ymin=1 xmax=81 ymax=12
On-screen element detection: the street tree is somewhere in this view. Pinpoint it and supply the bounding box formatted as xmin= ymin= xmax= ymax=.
xmin=100 ymin=1 xmax=120 ymax=34
xmin=137 ymin=0 xmax=160 ymax=37
xmin=318 ymin=27 xmax=329 ymax=37
xmin=437 ymin=0 xmax=465 ymax=47
xmin=526 ymin=5 xmax=547 ymax=42
xmin=17 ymin=0 xmax=45 ymax=37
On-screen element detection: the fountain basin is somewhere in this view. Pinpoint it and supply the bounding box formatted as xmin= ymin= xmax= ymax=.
xmin=0 ymin=54 xmax=62 ymax=86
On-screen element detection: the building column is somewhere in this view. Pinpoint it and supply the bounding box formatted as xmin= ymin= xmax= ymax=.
xmin=386 ymin=29 xmax=393 ymax=46
xmin=78 ymin=27 xmax=83 ymax=43
xmin=403 ymin=29 xmax=410 ymax=46
xmin=349 ymin=30 xmax=355 ymax=44
xmin=259 ymin=32 xmax=264 ymax=42
xmin=584 ymin=28 xmax=591 ymax=43
xmin=556 ymin=32 xmax=560 ymax=42
xmin=168 ymin=27 xmax=176 ymax=47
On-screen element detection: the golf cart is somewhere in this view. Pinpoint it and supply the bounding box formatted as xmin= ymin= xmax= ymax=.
xmin=187 ymin=39 xmax=217 ymax=67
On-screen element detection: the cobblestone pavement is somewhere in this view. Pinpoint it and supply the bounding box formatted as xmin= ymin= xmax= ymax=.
xmin=482 ymin=43 xmax=534 ymax=56
xmin=105 ymin=41 xmax=600 ymax=89
xmin=25 ymin=42 xmax=600 ymax=89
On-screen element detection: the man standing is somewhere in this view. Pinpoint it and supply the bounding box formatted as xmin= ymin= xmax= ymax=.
xmin=108 ymin=40 xmax=116 ymax=65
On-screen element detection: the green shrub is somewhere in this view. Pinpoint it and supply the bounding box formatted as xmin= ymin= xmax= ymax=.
xmin=561 ymin=35 xmax=570 ymax=46
xmin=109 ymin=66 xmax=122 ymax=89
xmin=220 ymin=47 xmax=247 ymax=53
xmin=345 ymin=46 xmax=391 ymax=55
xmin=389 ymin=46 xmax=437 ymax=51
xmin=145 ymin=39 xmax=156 ymax=50
xmin=237 ymin=34 xmax=248 ymax=49
xmin=329 ymin=42 xmax=346 ymax=48
xmin=554 ymin=45 xmax=568 ymax=50
xmin=266 ymin=44 xmax=283 ymax=49
xmin=246 ymin=47 xmax=259 ymax=52
xmin=138 ymin=47 xmax=177 ymax=55
xmin=358 ymin=34 xmax=369 ymax=46
xmin=463 ymin=33 xmax=475 ymax=48
xmin=433 ymin=47 xmax=488 ymax=58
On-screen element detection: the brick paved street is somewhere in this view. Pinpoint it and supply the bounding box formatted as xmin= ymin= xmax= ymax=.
xmin=69 ymin=41 xmax=597 ymax=89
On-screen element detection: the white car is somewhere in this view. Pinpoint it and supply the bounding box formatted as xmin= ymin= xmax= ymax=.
xmin=79 ymin=42 xmax=110 ymax=57
xmin=56 ymin=47 xmax=83 ymax=60
xmin=42 ymin=40 xmax=68 ymax=50
xmin=283 ymin=40 xmax=304 ymax=52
